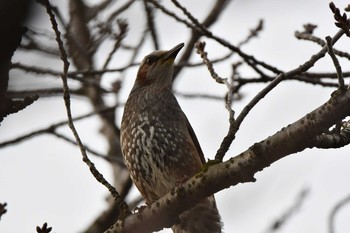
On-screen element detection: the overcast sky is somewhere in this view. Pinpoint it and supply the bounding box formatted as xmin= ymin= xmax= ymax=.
xmin=1 ymin=0 xmax=350 ymax=233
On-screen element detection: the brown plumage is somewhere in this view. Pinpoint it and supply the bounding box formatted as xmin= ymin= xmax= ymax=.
xmin=120 ymin=43 xmax=222 ymax=233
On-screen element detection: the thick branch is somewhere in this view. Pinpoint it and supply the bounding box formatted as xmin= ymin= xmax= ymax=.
xmin=105 ymin=88 xmax=350 ymax=233
xmin=312 ymin=121 xmax=350 ymax=148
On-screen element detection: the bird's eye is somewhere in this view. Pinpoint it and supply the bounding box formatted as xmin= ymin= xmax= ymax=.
xmin=145 ymin=56 xmax=157 ymax=65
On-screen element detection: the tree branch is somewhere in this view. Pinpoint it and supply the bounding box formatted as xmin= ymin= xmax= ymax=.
xmin=263 ymin=188 xmax=309 ymax=233
xmin=151 ymin=0 xmax=282 ymax=75
xmin=215 ymin=28 xmax=345 ymax=161
xmin=328 ymin=193 xmax=350 ymax=233
xmin=50 ymin=131 xmax=125 ymax=166
xmin=0 ymin=104 xmax=118 ymax=148
xmin=143 ymin=0 xmax=159 ymax=50
xmin=312 ymin=120 xmax=350 ymax=148
xmin=105 ymin=88 xmax=350 ymax=233
xmin=169 ymin=0 xmax=231 ymax=80
xmin=42 ymin=0 xmax=129 ymax=216
xmin=326 ymin=36 xmax=346 ymax=89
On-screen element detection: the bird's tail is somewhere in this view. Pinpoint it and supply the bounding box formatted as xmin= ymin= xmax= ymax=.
xmin=172 ymin=195 xmax=222 ymax=233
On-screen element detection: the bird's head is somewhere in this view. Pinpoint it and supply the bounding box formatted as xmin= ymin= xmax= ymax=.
xmin=133 ymin=43 xmax=184 ymax=90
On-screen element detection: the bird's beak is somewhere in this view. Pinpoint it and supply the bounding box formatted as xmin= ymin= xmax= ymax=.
xmin=163 ymin=43 xmax=184 ymax=61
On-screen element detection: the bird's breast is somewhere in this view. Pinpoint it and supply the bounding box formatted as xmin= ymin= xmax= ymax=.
xmin=121 ymin=90 xmax=201 ymax=200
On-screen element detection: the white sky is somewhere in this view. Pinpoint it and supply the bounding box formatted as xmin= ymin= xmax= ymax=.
xmin=1 ymin=0 xmax=350 ymax=233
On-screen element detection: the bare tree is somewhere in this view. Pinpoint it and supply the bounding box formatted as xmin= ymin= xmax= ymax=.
xmin=1 ymin=0 xmax=350 ymax=233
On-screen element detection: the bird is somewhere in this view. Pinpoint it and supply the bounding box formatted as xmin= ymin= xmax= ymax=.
xmin=120 ymin=43 xmax=222 ymax=233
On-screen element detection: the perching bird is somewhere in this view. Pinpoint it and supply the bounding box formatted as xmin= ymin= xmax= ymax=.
xmin=120 ymin=43 xmax=222 ymax=233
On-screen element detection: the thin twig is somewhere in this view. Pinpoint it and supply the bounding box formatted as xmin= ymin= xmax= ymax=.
xmin=195 ymin=41 xmax=235 ymax=132
xmin=0 ymin=105 xmax=119 ymax=148
xmin=88 ymin=0 xmax=113 ymax=20
xmin=295 ymin=31 xmax=326 ymax=46
xmin=263 ymin=188 xmax=309 ymax=233
xmin=215 ymin=28 xmax=346 ymax=161
xmin=172 ymin=0 xmax=271 ymax=77
xmin=7 ymin=88 xmax=83 ymax=98
xmin=178 ymin=51 xmax=233 ymax=67
xmin=170 ymin=0 xmax=210 ymax=35
xmin=171 ymin=0 xmax=231 ymax=79
xmin=50 ymin=131 xmax=126 ymax=166
xmin=151 ymin=0 xmax=282 ymax=75
xmin=102 ymin=20 xmax=128 ymax=70
xmin=11 ymin=62 xmax=138 ymax=80
xmin=175 ymin=91 xmax=224 ymax=101
xmin=195 ymin=42 xmax=227 ymax=85
xmin=143 ymin=0 xmax=159 ymax=49
xmin=302 ymin=71 xmax=350 ymax=79
xmin=21 ymin=35 xmax=59 ymax=56
xmin=295 ymin=31 xmax=350 ymax=60
xmin=325 ymin=36 xmax=345 ymax=89
xmin=105 ymin=0 xmax=136 ymax=26
xmin=42 ymin=0 xmax=129 ymax=216
xmin=119 ymin=29 xmax=148 ymax=82
xmin=238 ymin=19 xmax=264 ymax=47
xmin=234 ymin=74 xmax=340 ymax=93
xmin=184 ymin=19 xmax=263 ymax=70
xmin=329 ymin=194 xmax=350 ymax=233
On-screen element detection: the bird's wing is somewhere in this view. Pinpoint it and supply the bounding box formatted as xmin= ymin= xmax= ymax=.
xmin=186 ymin=117 xmax=206 ymax=165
